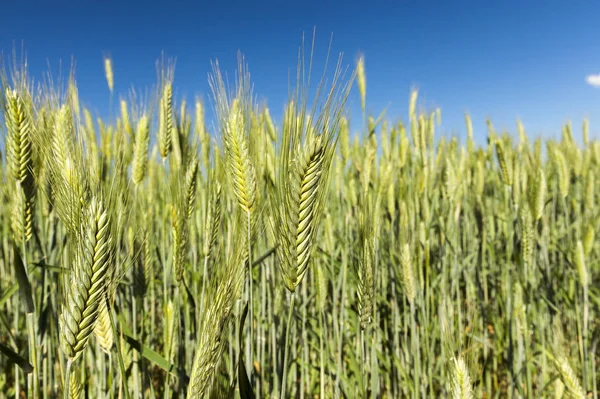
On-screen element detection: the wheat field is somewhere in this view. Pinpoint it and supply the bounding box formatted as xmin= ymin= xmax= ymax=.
xmin=0 ymin=45 xmax=598 ymax=399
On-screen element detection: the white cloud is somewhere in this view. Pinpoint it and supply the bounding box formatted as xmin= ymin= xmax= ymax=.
xmin=586 ymin=74 xmax=600 ymax=87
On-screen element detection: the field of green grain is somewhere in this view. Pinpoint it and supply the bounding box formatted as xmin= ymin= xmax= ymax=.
xmin=0 ymin=47 xmax=598 ymax=399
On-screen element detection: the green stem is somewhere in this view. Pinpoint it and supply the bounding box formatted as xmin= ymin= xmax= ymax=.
xmin=109 ymin=300 xmax=131 ymax=399
xmin=247 ymin=210 xmax=253 ymax=378
xmin=63 ymin=359 xmax=72 ymax=399
xmin=582 ymin=284 xmax=589 ymax=390
xmin=27 ymin=313 xmax=38 ymax=399
xmin=280 ymin=292 xmax=296 ymax=399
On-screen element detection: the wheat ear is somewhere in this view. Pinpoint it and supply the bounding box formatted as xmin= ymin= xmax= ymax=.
xmin=132 ymin=114 xmax=150 ymax=184
xmin=187 ymin=246 xmax=245 ymax=398
xmin=158 ymin=82 xmax=173 ymax=158
xmin=276 ymin=134 xmax=325 ymax=292
xmin=450 ymin=356 xmax=474 ymax=399
xmin=59 ymin=197 xmax=112 ymax=362
xmin=223 ymin=98 xmax=257 ymax=215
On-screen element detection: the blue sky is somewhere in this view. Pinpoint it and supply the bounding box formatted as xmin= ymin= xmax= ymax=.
xmin=1 ymin=1 xmax=599 ymax=146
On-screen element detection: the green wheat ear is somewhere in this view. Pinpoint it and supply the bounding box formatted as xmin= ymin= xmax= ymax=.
xmin=223 ymin=97 xmax=257 ymax=214
xmin=400 ymin=242 xmax=415 ymax=305
xmin=495 ymin=139 xmax=512 ymax=186
xmin=450 ymin=356 xmax=474 ymax=399
xmin=4 ymin=88 xmax=36 ymax=244
xmin=276 ymin=134 xmax=325 ymax=292
xmin=132 ymin=114 xmax=150 ymax=185
xmin=4 ymin=88 xmax=34 ymax=185
xmin=548 ymin=353 xmax=586 ymax=399
xmin=528 ymin=166 xmax=546 ymax=221
xmin=203 ymin=182 xmax=222 ymax=260
xmin=187 ymin=244 xmax=246 ymax=399
xmin=69 ymin=369 xmax=83 ymax=399
xmin=59 ymin=197 xmax=113 ymax=362
xmin=159 ymin=82 xmax=174 ymax=158
xmin=357 ymin=232 xmax=375 ymax=330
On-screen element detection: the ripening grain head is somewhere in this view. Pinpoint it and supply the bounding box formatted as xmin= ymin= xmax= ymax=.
xmin=104 ymin=57 xmax=114 ymax=93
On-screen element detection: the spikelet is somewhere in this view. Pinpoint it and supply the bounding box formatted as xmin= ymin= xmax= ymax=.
xmin=465 ymin=113 xmax=474 ymax=153
xmin=187 ymin=246 xmax=245 ymax=399
xmin=4 ymin=88 xmax=34 ymax=185
xmin=184 ymin=156 xmax=199 ymax=220
xmin=82 ymin=108 xmax=101 ymax=185
xmin=132 ymin=114 xmax=150 ymax=185
xmin=223 ymin=98 xmax=257 ymax=214
xmin=517 ymin=118 xmax=527 ymax=150
xmin=276 ymin=134 xmax=325 ymax=292
xmin=585 ymin=170 xmax=594 ymax=213
xmin=553 ymin=148 xmax=570 ymax=199
xmin=69 ymin=370 xmax=83 ymax=399
xmin=49 ymin=105 xmax=88 ymax=236
xmin=263 ymin=107 xmax=277 ymax=141
xmin=562 ymin=121 xmax=574 ymax=144
xmin=573 ymin=240 xmax=587 ymax=289
xmin=528 ymin=167 xmax=546 ymax=221
xmin=173 ymin=100 xmax=191 ymax=166
xmin=513 ymin=282 xmax=526 ymax=334
xmin=400 ymin=242 xmax=415 ymax=305
xmin=418 ymin=114 xmax=428 ymax=166
xmin=495 ymin=139 xmax=512 ymax=186
xmin=104 ymin=57 xmax=114 ymax=93
xmin=315 ymin=262 xmax=328 ymax=313
xmin=450 ymin=356 xmax=473 ymax=399
xmin=567 ymin=145 xmax=583 ymax=178
xmin=171 ymin=204 xmax=186 ymax=284
xmin=68 ymin=76 xmax=81 ymax=119
xmin=583 ymin=223 xmax=594 ymax=256
xmin=486 ymin=119 xmax=496 ymax=143
xmin=120 ymin=99 xmax=133 ymax=137
xmin=362 ymin=131 xmax=377 ymax=194
xmin=143 ymin=227 xmax=154 ymax=287
xmin=512 ymin=158 xmax=521 ymax=206
xmin=551 ymin=355 xmax=586 ymax=399
xmin=339 ymin=116 xmax=350 ymax=162
xmin=158 ymin=82 xmax=173 ymax=158
xmin=356 ymin=56 xmax=367 ymax=112
xmin=163 ymin=300 xmax=177 ymax=361
xmin=400 ymin=200 xmax=409 ymax=239
xmin=444 ymin=158 xmax=457 ymax=202
xmin=409 ymin=89 xmax=418 ymax=123
xmin=474 ymin=156 xmax=485 ymax=199
xmin=203 ymin=183 xmax=222 ymax=260
xmin=10 ymin=186 xmax=34 ymax=243
xmin=94 ymin=300 xmax=113 ymax=354
xmin=396 ymin=133 xmax=407 ymax=169
xmin=387 ymin=182 xmax=395 ymax=218
xmin=358 ymin=235 xmax=375 ymax=330
xmin=428 ymin=111 xmax=436 ymax=147
xmin=519 ymin=206 xmax=534 ymax=268
xmin=60 ymin=198 xmax=112 ymax=362
xmin=554 ymin=378 xmax=566 ymax=399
